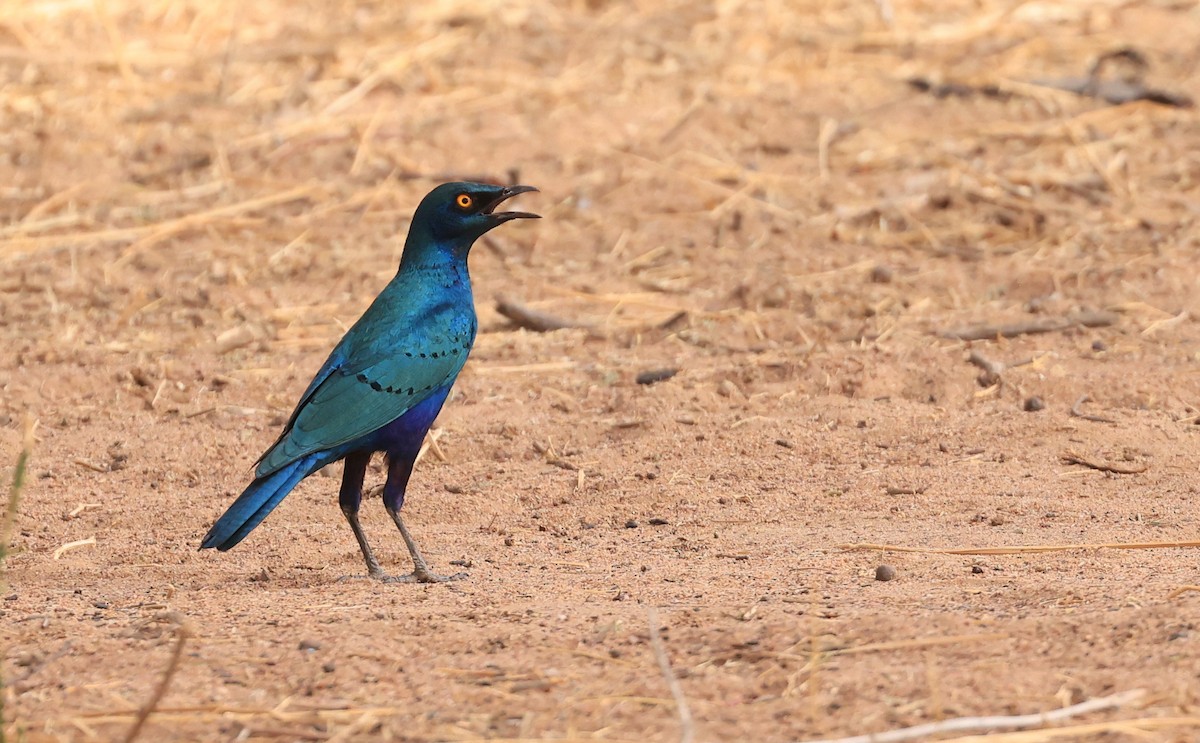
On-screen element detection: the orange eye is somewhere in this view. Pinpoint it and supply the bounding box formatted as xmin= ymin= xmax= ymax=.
xmin=456 ymin=193 xmax=473 ymax=209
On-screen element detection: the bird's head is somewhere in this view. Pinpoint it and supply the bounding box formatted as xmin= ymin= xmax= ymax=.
xmin=407 ymin=182 xmax=539 ymax=257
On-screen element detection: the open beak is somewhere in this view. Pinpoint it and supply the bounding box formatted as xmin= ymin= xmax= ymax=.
xmin=484 ymin=185 xmax=540 ymax=222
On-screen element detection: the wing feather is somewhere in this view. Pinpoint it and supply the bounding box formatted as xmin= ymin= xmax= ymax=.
xmin=255 ymin=277 xmax=475 ymax=477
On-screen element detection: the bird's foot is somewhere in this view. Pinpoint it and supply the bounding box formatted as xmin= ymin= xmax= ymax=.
xmin=380 ymin=567 xmax=468 ymax=584
xmin=336 ymin=566 xmax=390 ymax=583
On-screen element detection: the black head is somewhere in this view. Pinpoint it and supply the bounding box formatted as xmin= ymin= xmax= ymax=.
xmin=410 ymin=182 xmax=540 ymax=250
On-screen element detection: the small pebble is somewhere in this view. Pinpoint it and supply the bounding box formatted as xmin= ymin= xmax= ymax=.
xmin=648 ymin=517 xmax=668 ymax=526
xmin=1092 ymin=339 xmax=1108 ymax=352
xmin=775 ymin=438 xmax=793 ymax=448
xmin=92 ymin=601 xmax=109 ymax=610
xmin=624 ymin=519 xmax=639 ymax=529
xmin=322 ymin=662 xmax=336 ymax=673
xmin=1023 ymin=396 xmax=1045 ymax=412
xmin=874 ymin=564 xmax=897 ymax=582
xmin=869 ymin=264 xmax=894 ymax=283
xmin=298 ymin=639 xmax=321 ymax=652
xmin=971 ymin=565 xmax=985 ymax=574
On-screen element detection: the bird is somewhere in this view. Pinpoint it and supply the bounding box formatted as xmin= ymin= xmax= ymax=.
xmin=200 ymin=182 xmax=539 ymax=583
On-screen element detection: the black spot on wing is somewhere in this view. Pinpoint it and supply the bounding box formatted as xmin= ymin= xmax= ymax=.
xmin=356 ymin=372 xmax=419 ymax=397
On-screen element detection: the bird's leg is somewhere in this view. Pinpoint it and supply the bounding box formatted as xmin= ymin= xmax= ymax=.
xmin=383 ymin=506 xmax=466 ymax=583
xmin=338 ymin=451 xmax=386 ymax=580
xmin=380 ymin=455 xmax=466 ymax=584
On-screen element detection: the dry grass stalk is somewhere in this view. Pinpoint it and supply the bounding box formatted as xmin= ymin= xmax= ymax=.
xmin=122 ymin=612 xmax=193 ymax=743
xmin=51 ymin=536 xmax=97 ymax=559
xmin=938 ymin=311 xmax=1117 ymax=341
xmin=936 ymin=715 xmax=1200 ymax=742
xmin=799 ymin=688 xmax=1146 ymax=743
xmin=0 ymin=185 xmax=317 ymax=261
xmin=647 ymin=608 xmax=695 ymax=743
xmin=841 ymin=540 xmax=1200 ymax=555
xmin=1060 ymin=451 xmax=1147 ymax=475
xmin=1 ymin=418 xmax=35 ymax=743
xmin=1068 ymin=395 xmax=1115 ymax=424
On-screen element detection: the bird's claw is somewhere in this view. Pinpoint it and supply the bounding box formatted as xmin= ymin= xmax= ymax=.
xmin=380 ymin=569 xmax=468 ymax=584
xmin=335 ymin=568 xmax=388 ymax=583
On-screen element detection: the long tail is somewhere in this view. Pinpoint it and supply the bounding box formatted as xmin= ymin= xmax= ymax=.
xmin=200 ymin=456 xmax=317 ymax=551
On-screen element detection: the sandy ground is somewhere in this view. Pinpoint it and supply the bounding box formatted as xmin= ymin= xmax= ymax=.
xmin=3 ymin=1 xmax=1200 ymax=741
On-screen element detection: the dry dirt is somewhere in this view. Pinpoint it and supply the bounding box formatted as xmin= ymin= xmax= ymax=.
xmin=3 ymin=1 xmax=1200 ymax=741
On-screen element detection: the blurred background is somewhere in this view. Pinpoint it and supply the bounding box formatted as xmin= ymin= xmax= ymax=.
xmin=3 ymin=2 xmax=1200 ymax=742
xmin=3 ymin=0 xmax=1196 ymax=362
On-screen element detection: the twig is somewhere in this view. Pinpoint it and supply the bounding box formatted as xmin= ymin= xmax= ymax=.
xmin=1069 ymin=395 xmax=1115 ymax=424
xmin=495 ymin=296 xmax=591 ymax=333
xmin=1032 ymin=47 xmax=1192 ymax=108
xmin=636 ymin=368 xmax=679 ymax=385
xmin=531 ymin=440 xmax=580 ymax=471
xmin=647 ymin=608 xmax=694 ymax=743
xmin=798 ymin=688 xmax=1145 ymax=743
xmin=824 ymin=633 xmax=1007 ymax=659
xmin=938 ymin=311 xmax=1117 ymax=341
xmin=52 ymin=536 xmax=97 ymax=559
xmin=123 ymin=612 xmax=193 ymax=743
xmin=840 ymin=540 xmax=1200 ymax=555
xmin=1061 ymin=451 xmax=1147 ymax=475
xmin=966 ymin=350 xmax=1004 ymax=377
xmin=1168 ymin=586 xmax=1200 ymax=599
xmin=884 ymin=485 xmax=928 ymax=496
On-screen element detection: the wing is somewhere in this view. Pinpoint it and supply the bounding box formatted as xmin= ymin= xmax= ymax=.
xmin=255 ymin=282 xmax=475 ymax=477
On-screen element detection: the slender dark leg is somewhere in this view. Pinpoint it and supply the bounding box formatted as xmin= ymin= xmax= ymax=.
xmin=338 ymin=451 xmax=386 ymax=579
xmin=380 ymin=455 xmax=465 ymax=584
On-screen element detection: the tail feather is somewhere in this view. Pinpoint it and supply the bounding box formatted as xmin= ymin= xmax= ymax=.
xmin=200 ymin=456 xmax=316 ymax=551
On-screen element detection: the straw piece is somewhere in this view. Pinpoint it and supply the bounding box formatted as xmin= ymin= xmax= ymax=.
xmin=840 ymin=540 xmax=1200 ymax=555
xmin=799 ymin=689 xmax=1146 ymax=743
xmin=0 ymin=185 xmax=317 ymax=260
